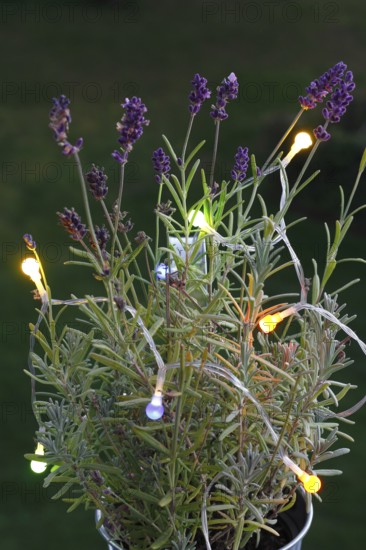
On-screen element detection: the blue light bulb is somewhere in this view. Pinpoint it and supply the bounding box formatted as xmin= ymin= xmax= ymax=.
xmin=146 ymin=395 xmax=164 ymax=420
xmin=155 ymin=263 xmax=169 ymax=281
xmin=155 ymin=262 xmax=177 ymax=281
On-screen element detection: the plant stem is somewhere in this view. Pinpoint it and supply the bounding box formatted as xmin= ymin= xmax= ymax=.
xmin=209 ymin=120 xmax=221 ymax=188
xmin=74 ymin=153 xmax=104 ymax=273
xmin=181 ymin=113 xmax=195 ymax=164
xmin=74 ymin=152 xmax=104 ymax=269
xmin=101 ymin=199 xmax=123 ymax=256
xmin=342 ymin=167 xmax=364 ymax=222
xmin=293 ymin=138 xmax=321 ymax=190
xmin=154 ymin=183 xmax=164 ymax=261
xmin=111 ymin=162 xmax=125 ymax=264
xmin=261 ymin=108 xmax=304 ymax=172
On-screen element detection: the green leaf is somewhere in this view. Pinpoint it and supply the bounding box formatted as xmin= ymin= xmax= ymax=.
xmin=219 ymin=422 xmax=240 ymax=441
xmin=358 ymin=147 xmax=366 ymax=174
xmin=314 ymin=469 xmax=343 ymax=476
xmin=90 ymin=353 xmax=143 ymax=382
xmin=132 ymin=426 xmax=170 ymax=455
xmin=51 ymin=481 xmax=75 ymax=500
xmin=162 ymin=134 xmax=177 ymax=162
xmin=185 ymin=139 xmax=205 ymax=168
xmin=158 ymin=492 xmax=173 ymax=507
xmin=186 ymin=159 xmax=201 ymax=194
xmin=66 ymin=495 xmax=86 ymax=512
xmin=151 ymin=527 xmax=174 ymax=549
xmin=116 ymin=396 xmax=148 ymax=408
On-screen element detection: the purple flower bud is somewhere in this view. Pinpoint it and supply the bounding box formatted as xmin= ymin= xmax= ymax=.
xmin=23 ymin=234 xmax=36 ymax=251
xmin=152 ymin=147 xmax=171 ymax=184
xmin=49 ymin=95 xmax=83 ymax=156
xmin=322 ymin=76 xmax=354 ymax=124
xmin=112 ymin=97 xmax=149 ymax=164
xmin=210 ymin=72 xmax=239 ymax=122
xmin=111 ymin=150 xmax=128 ymax=165
xmin=57 ymin=207 xmax=87 ymax=241
xmin=313 ymin=125 xmax=331 ymax=141
xmin=92 ymin=225 xmax=110 ymax=250
xmin=85 ymin=164 xmax=108 ymax=200
xmin=189 ymin=73 xmax=211 ymax=114
xmin=231 ymin=146 xmax=249 ymax=182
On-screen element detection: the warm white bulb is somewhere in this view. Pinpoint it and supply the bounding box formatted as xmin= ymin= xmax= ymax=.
xmin=22 ymin=257 xmax=48 ymax=302
xmin=188 ymin=210 xmax=207 ymax=229
xmin=22 ymin=258 xmax=41 ymax=282
xmin=294 ymin=131 xmax=313 ymax=150
xmin=30 ymin=442 xmax=47 ymax=474
xmin=188 ymin=210 xmax=214 ymax=234
xmin=283 ymin=131 xmax=313 ymax=166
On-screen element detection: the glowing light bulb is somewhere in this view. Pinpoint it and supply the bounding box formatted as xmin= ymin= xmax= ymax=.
xmin=282 ymin=454 xmax=321 ymax=494
xmin=22 ymin=258 xmax=41 ymax=281
xmin=30 ymin=442 xmax=47 ymax=474
xmin=155 ymin=262 xmax=177 ymax=281
xmin=188 ymin=210 xmax=212 ymax=233
xmin=259 ymin=306 xmax=297 ymax=333
xmin=259 ymin=312 xmax=284 ymax=333
xmin=298 ymin=472 xmax=322 ymax=494
xmin=21 ymin=258 xmax=48 ymax=302
xmin=146 ymin=394 xmax=164 ymax=420
xmin=283 ymin=131 xmax=313 ymax=166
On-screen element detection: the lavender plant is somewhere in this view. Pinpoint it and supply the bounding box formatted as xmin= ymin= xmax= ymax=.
xmin=22 ymin=64 xmax=366 ymax=550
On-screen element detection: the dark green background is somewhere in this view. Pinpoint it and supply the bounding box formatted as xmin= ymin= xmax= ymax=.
xmin=1 ymin=0 xmax=366 ymax=548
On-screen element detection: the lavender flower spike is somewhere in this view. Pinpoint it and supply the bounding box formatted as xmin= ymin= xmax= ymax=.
xmin=298 ymin=61 xmax=347 ymax=110
xmin=322 ymin=71 xmax=355 ymax=124
xmin=231 ymin=146 xmax=249 ymax=182
xmin=189 ymin=74 xmax=211 ymax=114
xmin=210 ymin=72 xmax=239 ymax=121
xmin=152 ymin=147 xmax=171 ymax=184
xmin=85 ymin=164 xmax=108 ymax=200
xmin=49 ymin=95 xmax=83 ymax=156
xmin=57 ymin=207 xmax=87 ymax=241
xmin=112 ymin=96 xmax=149 ymax=164
xmin=93 ymin=225 xmax=110 ymax=250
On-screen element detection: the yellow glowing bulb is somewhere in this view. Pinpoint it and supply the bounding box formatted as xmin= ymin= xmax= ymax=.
xmin=30 ymin=442 xmax=47 ymax=474
xmin=259 ymin=312 xmax=284 ymax=333
xmin=259 ymin=306 xmax=297 ymax=333
xmin=298 ymin=472 xmax=322 ymax=494
xmin=22 ymin=258 xmax=41 ymax=282
xmin=293 ymin=131 xmax=313 ymax=150
xmin=21 ymin=257 xmax=48 ymax=301
xmin=188 ymin=210 xmax=210 ymax=231
xmin=283 ymin=131 xmax=313 ymax=166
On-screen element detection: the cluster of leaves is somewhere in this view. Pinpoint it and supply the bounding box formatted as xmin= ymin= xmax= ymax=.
xmin=24 ymin=103 xmax=366 ymax=550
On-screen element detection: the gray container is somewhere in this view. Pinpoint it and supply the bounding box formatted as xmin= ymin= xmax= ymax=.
xmin=96 ymin=492 xmax=313 ymax=550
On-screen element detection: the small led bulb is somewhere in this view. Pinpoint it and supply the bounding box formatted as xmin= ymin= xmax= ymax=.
xmin=146 ymin=394 xmax=164 ymax=420
xmin=30 ymin=442 xmax=47 ymax=474
xmin=22 ymin=258 xmax=41 ymax=281
xmin=259 ymin=306 xmax=297 ymax=334
xmin=155 ymin=262 xmax=177 ymax=281
xmin=298 ymin=471 xmax=322 ymax=494
xmin=259 ymin=312 xmax=284 ymax=334
xmin=21 ymin=258 xmax=47 ymax=301
xmin=188 ymin=210 xmax=212 ymax=233
xmin=282 ymin=454 xmax=321 ymax=494
xmin=283 ymin=132 xmax=313 ymax=166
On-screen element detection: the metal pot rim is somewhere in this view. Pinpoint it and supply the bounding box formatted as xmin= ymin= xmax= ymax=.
xmin=95 ymin=491 xmax=313 ymax=550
